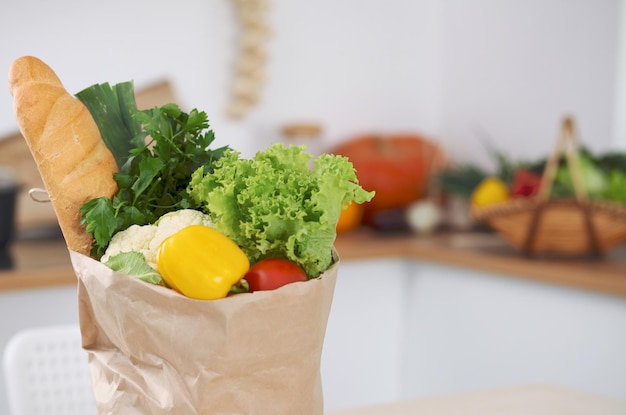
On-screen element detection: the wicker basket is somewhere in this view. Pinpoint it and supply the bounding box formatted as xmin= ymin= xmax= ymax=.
xmin=471 ymin=117 xmax=626 ymax=257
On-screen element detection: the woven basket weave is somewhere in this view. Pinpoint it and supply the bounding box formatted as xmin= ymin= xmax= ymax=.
xmin=471 ymin=117 xmax=626 ymax=256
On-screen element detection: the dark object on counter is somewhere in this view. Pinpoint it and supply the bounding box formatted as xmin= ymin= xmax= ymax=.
xmin=0 ymin=187 xmax=18 ymax=250
xmin=368 ymin=207 xmax=411 ymax=233
xmin=0 ymin=249 xmax=13 ymax=270
xmin=18 ymin=223 xmax=64 ymax=241
xmin=0 ymin=167 xmax=18 ymax=260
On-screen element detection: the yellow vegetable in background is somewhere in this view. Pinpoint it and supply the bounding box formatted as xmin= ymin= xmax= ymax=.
xmin=157 ymin=225 xmax=250 ymax=300
xmin=336 ymin=201 xmax=364 ymax=234
xmin=471 ymin=177 xmax=510 ymax=207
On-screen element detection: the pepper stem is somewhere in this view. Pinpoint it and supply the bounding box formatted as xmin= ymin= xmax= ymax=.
xmin=229 ymin=279 xmax=249 ymax=295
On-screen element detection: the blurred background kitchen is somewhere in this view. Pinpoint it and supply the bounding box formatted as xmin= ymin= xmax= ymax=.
xmin=1 ymin=0 xmax=622 ymax=160
xmin=1 ymin=0 xmax=625 ymax=414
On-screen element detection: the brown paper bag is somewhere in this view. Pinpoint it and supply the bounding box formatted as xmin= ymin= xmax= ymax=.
xmin=70 ymin=249 xmax=339 ymax=415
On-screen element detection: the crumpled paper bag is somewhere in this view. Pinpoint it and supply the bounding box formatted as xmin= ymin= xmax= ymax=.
xmin=70 ymin=249 xmax=339 ymax=415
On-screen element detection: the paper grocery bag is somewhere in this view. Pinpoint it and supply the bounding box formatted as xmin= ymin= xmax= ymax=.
xmin=70 ymin=249 xmax=339 ymax=415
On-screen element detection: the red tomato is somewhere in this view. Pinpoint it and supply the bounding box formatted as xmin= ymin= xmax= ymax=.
xmin=244 ymin=258 xmax=308 ymax=292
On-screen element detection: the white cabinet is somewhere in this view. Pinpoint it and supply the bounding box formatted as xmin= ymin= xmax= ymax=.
xmin=321 ymin=259 xmax=414 ymax=411
xmin=322 ymin=259 xmax=626 ymax=412
xmin=402 ymin=261 xmax=626 ymax=401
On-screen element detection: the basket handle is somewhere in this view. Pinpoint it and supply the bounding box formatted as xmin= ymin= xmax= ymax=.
xmin=536 ymin=116 xmax=588 ymax=203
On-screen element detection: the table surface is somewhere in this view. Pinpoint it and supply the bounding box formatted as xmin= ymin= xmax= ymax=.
xmin=326 ymin=384 xmax=626 ymax=415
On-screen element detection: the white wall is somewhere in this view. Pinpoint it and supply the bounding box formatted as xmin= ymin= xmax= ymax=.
xmin=614 ymin=0 xmax=626 ymax=149
xmin=438 ymin=0 xmax=620 ymax=167
xmin=0 ymin=0 xmax=621 ymax=164
xmin=0 ymin=0 xmax=241 ymax=150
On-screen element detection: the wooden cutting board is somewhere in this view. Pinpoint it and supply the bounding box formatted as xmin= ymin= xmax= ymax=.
xmin=0 ymin=80 xmax=179 ymax=234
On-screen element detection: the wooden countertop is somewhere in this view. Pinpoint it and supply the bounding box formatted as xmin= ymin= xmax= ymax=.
xmin=334 ymin=229 xmax=626 ymax=298
xmin=1 ymin=229 xmax=625 ymax=297
xmin=326 ymin=384 xmax=626 ymax=415
xmin=0 ymin=237 xmax=77 ymax=291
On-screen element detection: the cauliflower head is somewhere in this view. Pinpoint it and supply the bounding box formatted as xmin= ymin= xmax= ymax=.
xmin=101 ymin=209 xmax=213 ymax=269
xmin=100 ymin=224 xmax=157 ymax=264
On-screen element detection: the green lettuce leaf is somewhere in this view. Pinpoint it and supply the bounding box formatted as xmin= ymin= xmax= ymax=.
xmin=188 ymin=143 xmax=374 ymax=277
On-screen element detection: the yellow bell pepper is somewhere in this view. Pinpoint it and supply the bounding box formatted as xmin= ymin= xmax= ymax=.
xmin=470 ymin=177 xmax=510 ymax=207
xmin=156 ymin=225 xmax=250 ymax=300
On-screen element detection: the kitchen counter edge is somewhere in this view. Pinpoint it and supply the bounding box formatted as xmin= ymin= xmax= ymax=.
xmin=1 ymin=230 xmax=625 ymax=298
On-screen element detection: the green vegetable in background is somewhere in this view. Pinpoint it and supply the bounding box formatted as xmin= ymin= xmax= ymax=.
xmin=595 ymin=151 xmax=626 ymax=175
xmin=435 ymin=165 xmax=489 ymax=199
xmin=552 ymin=151 xmax=608 ymax=198
xmin=603 ymin=170 xmax=626 ymax=203
xmin=188 ymin=144 xmax=375 ymax=278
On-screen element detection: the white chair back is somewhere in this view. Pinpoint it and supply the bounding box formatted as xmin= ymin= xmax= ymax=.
xmin=3 ymin=324 xmax=96 ymax=415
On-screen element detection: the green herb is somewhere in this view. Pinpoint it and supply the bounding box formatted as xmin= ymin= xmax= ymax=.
xmin=80 ymin=103 xmax=228 ymax=258
xmin=104 ymin=251 xmax=163 ymax=285
xmin=435 ymin=165 xmax=489 ymax=199
xmin=187 ymin=144 xmax=374 ymax=278
xmin=76 ymin=82 xmax=144 ymax=169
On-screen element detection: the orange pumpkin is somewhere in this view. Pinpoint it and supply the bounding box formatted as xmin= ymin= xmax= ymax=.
xmin=330 ymin=134 xmax=446 ymax=225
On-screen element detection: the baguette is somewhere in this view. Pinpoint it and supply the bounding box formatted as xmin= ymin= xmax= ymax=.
xmin=8 ymin=56 xmax=118 ymax=256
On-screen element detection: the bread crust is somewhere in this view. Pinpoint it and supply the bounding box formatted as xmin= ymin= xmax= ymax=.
xmin=9 ymin=56 xmax=118 ymax=255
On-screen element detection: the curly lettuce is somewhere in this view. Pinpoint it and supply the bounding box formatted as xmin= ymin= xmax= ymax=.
xmin=187 ymin=143 xmax=374 ymax=277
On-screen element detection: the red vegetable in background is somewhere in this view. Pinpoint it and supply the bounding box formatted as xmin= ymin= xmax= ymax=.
xmin=244 ymin=258 xmax=308 ymax=292
xmin=512 ymin=168 xmax=542 ymax=197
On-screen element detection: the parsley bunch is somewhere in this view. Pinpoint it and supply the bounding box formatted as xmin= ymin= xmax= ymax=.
xmin=80 ymin=103 xmax=227 ymax=258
